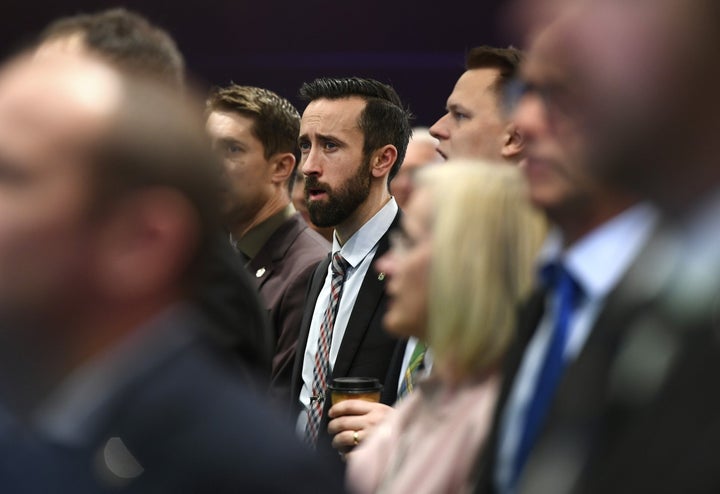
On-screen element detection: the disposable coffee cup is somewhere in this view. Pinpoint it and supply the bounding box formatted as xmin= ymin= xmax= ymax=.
xmin=328 ymin=377 xmax=383 ymax=406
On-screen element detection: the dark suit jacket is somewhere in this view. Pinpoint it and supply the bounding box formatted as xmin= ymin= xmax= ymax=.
xmin=290 ymin=211 xmax=406 ymax=451
xmin=0 ymin=311 xmax=344 ymax=494
xmin=248 ymin=213 xmax=330 ymax=400
xmin=193 ymin=231 xmax=274 ymax=379
xmin=474 ymin=221 xmax=720 ymax=494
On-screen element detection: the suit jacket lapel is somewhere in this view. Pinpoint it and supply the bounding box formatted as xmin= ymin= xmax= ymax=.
xmin=331 ymin=211 xmax=400 ymax=379
xmin=290 ymin=254 xmax=330 ymax=404
xmin=247 ymin=215 xmax=306 ymax=292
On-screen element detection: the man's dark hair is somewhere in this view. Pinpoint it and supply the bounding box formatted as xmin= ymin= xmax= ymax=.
xmin=207 ymin=85 xmax=301 ymax=192
xmin=299 ymin=77 xmax=412 ymax=183
xmin=465 ymin=45 xmax=523 ymax=95
xmin=40 ymin=8 xmax=184 ymax=87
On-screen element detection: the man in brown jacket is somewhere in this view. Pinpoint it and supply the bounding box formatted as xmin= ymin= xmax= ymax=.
xmin=206 ymin=85 xmax=330 ymax=399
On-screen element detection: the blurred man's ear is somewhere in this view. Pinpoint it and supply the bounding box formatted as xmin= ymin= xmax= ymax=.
xmin=91 ymin=187 xmax=200 ymax=302
xmin=501 ymin=123 xmax=524 ymax=161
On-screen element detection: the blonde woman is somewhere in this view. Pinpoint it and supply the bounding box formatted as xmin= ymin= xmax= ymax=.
xmin=346 ymin=162 xmax=546 ymax=494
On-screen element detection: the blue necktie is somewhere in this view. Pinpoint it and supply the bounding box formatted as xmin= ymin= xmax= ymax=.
xmin=510 ymin=262 xmax=584 ymax=489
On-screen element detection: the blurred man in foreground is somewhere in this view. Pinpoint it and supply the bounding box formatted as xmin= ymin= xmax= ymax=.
xmin=36 ymin=7 xmax=274 ymax=375
xmin=472 ymin=27 xmax=657 ymax=494
xmin=473 ymin=0 xmax=720 ymax=492
xmin=0 ymin=52 xmax=341 ymax=493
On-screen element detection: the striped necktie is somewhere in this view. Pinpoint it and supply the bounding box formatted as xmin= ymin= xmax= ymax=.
xmin=305 ymin=252 xmax=350 ymax=446
xmin=397 ymin=341 xmax=426 ymax=399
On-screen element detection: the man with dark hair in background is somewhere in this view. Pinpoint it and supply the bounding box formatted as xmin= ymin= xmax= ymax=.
xmin=0 ymin=51 xmax=342 ymax=493
xmin=291 ymin=77 xmax=411 ymax=454
xmin=206 ymin=84 xmax=329 ymax=400
xmin=430 ymin=45 xmax=524 ymax=163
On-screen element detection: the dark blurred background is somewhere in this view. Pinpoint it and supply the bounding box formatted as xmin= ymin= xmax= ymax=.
xmin=2 ymin=0 xmax=511 ymax=125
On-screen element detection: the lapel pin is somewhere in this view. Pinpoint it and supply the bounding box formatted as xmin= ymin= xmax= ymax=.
xmin=255 ymin=267 xmax=266 ymax=278
xmin=378 ymin=272 xmax=386 ymax=281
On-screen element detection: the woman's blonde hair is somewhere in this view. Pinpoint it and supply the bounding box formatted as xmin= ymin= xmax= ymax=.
xmin=415 ymin=161 xmax=546 ymax=380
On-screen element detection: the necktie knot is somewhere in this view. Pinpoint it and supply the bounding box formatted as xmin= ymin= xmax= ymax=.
xmin=540 ymin=261 xmax=584 ymax=308
xmin=331 ymin=252 xmax=349 ymax=278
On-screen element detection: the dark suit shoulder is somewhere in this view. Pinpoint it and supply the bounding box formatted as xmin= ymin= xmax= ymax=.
xmin=96 ymin=336 xmax=344 ymax=493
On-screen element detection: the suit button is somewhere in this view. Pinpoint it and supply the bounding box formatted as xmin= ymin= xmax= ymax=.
xmin=256 ymin=267 xmax=266 ymax=278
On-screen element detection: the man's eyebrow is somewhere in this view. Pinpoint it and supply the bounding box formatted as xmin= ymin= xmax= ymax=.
xmin=316 ymin=133 xmax=345 ymax=143
xmin=298 ymin=133 xmax=348 ymax=145
xmin=447 ymin=103 xmax=470 ymax=113
xmin=216 ymin=137 xmax=241 ymax=145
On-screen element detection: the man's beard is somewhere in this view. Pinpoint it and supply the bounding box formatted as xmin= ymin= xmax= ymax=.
xmin=305 ymin=156 xmax=372 ymax=228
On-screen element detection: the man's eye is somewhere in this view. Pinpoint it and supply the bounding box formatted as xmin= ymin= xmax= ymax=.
xmin=299 ymin=142 xmax=311 ymax=153
xmin=452 ymin=111 xmax=468 ymax=122
xmin=323 ymin=142 xmax=338 ymax=151
xmin=227 ymin=144 xmax=242 ymax=154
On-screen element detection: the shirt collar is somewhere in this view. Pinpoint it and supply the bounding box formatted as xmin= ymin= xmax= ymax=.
xmin=539 ymin=203 xmax=659 ymax=300
xmin=237 ymin=203 xmax=296 ymax=259
xmin=332 ymin=198 xmax=398 ymax=269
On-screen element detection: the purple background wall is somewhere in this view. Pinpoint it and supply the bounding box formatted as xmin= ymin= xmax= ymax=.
xmin=2 ymin=0 xmax=512 ymax=126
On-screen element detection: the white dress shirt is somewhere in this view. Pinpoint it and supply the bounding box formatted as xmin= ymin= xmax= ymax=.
xmin=495 ymin=203 xmax=658 ymax=492
xmin=297 ymin=198 xmax=399 ymax=434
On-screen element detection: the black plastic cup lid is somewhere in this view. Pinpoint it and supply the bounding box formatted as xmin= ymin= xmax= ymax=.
xmin=328 ymin=377 xmax=383 ymax=392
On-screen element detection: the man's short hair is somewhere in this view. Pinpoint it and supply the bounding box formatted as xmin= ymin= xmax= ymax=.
xmin=207 ymin=85 xmax=301 ymax=160
xmin=40 ymin=8 xmax=185 ymax=86
xmin=207 ymin=85 xmax=301 ymax=192
xmin=299 ymin=77 xmax=412 ymax=182
xmin=465 ymin=45 xmax=523 ymax=95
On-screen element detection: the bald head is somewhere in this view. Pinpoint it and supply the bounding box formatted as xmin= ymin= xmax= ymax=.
xmin=390 ymin=128 xmax=442 ymax=208
xmin=0 ymin=53 xmax=121 ymax=166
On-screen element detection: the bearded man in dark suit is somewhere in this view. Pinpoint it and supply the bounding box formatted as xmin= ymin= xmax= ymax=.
xmin=291 ymin=77 xmax=411 ymax=453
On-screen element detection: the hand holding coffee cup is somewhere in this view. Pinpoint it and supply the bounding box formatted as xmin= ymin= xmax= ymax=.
xmin=327 ymin=378 xmax=394 ymax=455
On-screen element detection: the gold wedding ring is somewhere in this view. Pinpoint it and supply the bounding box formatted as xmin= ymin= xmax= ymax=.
xmin=353 ymin=431 xmax=360 ymax=446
